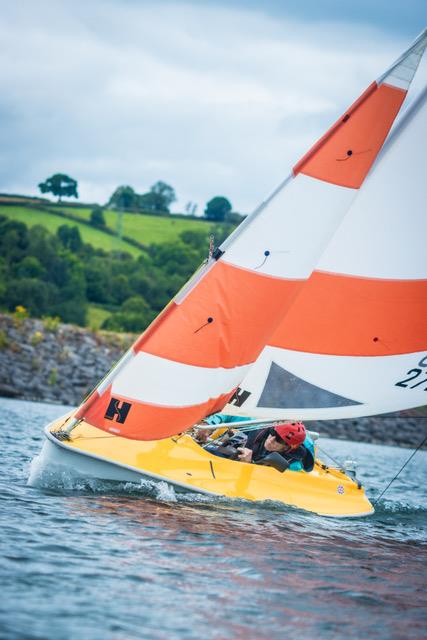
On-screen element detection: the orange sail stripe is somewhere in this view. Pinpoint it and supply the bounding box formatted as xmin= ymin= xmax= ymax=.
xmin=140 ymin=261 xmax=303 ymax=368
xmin=269 ymin=272 xmax=427 ymax=356
xmin=133 ymin=301 xmax=176 ymax=353
xmin=84 ymin=385 xmax=235 ymax=440
xmin=293 ymin=83 xmax=406 ymax=189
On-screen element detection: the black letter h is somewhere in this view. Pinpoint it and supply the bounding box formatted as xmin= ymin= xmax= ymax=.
xmin=104 ymin=397 xmax=132 ymax=424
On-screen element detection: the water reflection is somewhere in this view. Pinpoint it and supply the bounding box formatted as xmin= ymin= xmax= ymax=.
xmin=59 ymin=494 xmax=427 ymax=639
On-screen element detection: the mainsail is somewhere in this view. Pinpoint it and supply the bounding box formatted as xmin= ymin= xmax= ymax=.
xmin=225 ymin=84 xmax=427 ymax=420
xmin=68 ymin=30 xmax=426 ymax=440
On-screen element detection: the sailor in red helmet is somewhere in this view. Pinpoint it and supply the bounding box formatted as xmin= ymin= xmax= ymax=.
xmin=237 ymin=421 xmax=314 ymax=472
xmin=199 ymin=413 xmax=315 ymax=472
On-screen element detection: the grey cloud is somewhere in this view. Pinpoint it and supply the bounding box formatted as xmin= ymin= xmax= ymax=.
xmin=0 ymin=0 xmax=425 ymax=211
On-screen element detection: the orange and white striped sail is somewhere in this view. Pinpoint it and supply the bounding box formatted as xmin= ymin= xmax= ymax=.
xmin=225 ymin=83 xmax=427 ymax=420
xmin=72 ymin=30 xmax=426 ymax=440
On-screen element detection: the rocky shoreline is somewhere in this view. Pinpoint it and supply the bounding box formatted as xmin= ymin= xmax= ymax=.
xmin=0 ymin=314 xmax=133 ymax=407
xmin=0 ymin=313 xmax=425 ymax=449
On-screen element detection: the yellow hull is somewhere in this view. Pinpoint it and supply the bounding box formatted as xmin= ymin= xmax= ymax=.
xmin=46 ymin=415 xmax=374 ymax=518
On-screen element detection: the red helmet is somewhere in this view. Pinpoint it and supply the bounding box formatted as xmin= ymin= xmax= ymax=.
xmin=274 ymin=421 xmax=306 ymax=449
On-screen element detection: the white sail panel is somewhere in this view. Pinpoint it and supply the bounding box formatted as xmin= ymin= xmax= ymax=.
xmin=112 ymin=352 xmax=250 ymax=406
xmin=222 ymin=175 xmax=353 ymax=279
xmin=225 ymin=346 xmax=427 ymax=419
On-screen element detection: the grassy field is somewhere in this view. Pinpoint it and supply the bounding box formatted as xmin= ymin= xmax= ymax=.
xmin=0 ymin=206 xmax=141 ymax=257
xmin=1 ymin=203 xmax=220 ymax=253
xmin=55 ymin=205 xmax=216 ymax=245
xmin=52 ymin=206 xmax=92 ymax=221
xmin=86 ymin=305 xmax=112 ymax=330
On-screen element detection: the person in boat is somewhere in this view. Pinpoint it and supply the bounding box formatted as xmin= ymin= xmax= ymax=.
xmin=198 ymin=414 xmax=314 ymax=473
xmin=238 ymin=422 xmax=315 ymax=473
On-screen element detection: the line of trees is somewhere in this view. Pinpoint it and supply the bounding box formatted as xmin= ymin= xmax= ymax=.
xmin=38 ymin=173 xmax=242 ymax=222
xmin=108 ymin=181 xmax=177 ymax=214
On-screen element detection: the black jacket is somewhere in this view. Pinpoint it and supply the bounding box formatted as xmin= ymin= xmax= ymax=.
xmin=246 ymin=428 xmax=314 ymax=472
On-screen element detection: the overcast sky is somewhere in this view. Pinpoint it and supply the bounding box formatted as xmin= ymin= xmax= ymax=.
xmin=1 ymin=0 xmax=426 ymax=214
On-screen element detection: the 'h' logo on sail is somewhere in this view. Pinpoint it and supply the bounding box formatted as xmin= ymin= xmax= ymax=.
xmin=104 ymin=398 xmax=132 ymax=424
xmin=228 ymin=387 xmax=251 ymax=407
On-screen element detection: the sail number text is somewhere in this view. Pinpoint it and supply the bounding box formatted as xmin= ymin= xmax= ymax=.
xmin=395 ymin=356 xmax=427 ymax=391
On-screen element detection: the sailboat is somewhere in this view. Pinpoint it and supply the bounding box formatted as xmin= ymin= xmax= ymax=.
xmin=39 ymin=31 xmax=427 ymax=517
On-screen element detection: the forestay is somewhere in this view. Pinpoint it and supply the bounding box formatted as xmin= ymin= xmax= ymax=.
xmin=68 ymin=30 xmax=426 ymax=440
xmin=225 ymin=84 xmax=427 ymax=420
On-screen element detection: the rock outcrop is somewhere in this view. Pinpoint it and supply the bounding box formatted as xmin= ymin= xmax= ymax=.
xmin=0 ymin=314 xmax=132 ymax=406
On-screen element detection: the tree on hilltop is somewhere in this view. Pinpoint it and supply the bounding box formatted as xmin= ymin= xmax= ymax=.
xmin=139 ymin=181 xmax=176 ymax=214
xmin=38 ymin=173 xmax=78 ymax=202
xmin=108 ymin=185 xmax=139 ymax=210
xmin=204 ymin=196 xmax=232 ymax=222
xmin=138 ymin=191 xmax=168 ymax=213
xmin=150 ymin=181 xmax=176 ymax=208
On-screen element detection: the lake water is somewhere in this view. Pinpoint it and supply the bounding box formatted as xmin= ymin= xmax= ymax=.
xmin=1 ymin=398 xmax=426 ymax=640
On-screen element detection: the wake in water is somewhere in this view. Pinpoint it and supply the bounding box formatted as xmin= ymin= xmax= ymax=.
xmin=373 ymin=499 xmax=427 ymax=516
xmin=27 ymin=447 xmax=294 ymax=515
xmin=28 ymin=448 xmax=179 ymax=501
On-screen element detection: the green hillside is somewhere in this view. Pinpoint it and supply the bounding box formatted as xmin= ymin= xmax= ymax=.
xmin=0 ymin=205 xmax=141 ymax=257
xmin=0 ymin=203 xmax=223 ymax=254
xmin=52 ymin=205 xmax=217 ymax=244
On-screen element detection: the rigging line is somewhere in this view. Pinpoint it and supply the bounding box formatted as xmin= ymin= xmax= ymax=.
xmin=373 ymin=433 xmax=427 ymax=506
xmin=229 ymin=423 xmax=286 ymax=433
xmin=315 ymin=444 xmax=343 ymax=468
